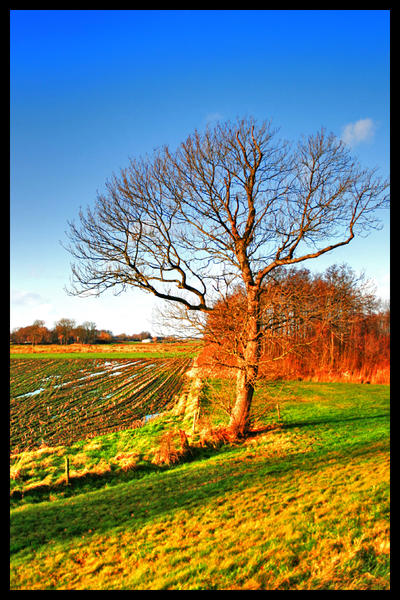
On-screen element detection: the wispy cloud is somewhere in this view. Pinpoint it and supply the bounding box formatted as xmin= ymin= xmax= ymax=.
xmin=204 ymin=112 xmax=224 ymax=125
xmin=11 ymin=290 xmax=47 ymax=307
xmin=341 ymin=118 xmax=376 ymax=147
xmin=10 ymin=289 xmax=55 ymax=329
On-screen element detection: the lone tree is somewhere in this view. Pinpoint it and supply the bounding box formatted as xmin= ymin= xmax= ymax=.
xmin=65 ymin=117 xmax=389 ymax=437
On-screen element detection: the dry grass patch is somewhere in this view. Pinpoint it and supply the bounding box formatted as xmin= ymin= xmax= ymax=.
xmin=152 ymin=429 xmax=192 ymax=466
xmin=111 ymin=452 xmax=140 ymax=472
xmin=10 ymin=446 xmax=65 ymax=482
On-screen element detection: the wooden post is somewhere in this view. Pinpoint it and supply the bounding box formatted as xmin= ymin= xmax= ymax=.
xmin=65 ymin=456 xmax=70 ymax=486
xmin=276 ymin=403 xmax=281 ymax=421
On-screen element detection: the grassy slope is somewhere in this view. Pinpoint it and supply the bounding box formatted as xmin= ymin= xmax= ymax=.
xmin=10 ymin=380 xmax=389 ymax=590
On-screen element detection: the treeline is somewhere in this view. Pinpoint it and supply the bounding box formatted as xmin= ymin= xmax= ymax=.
xmin=199 ymin=264 xmax=390 ymax=384
xmin=10 ymin=318 xmax=152 ymax=345
xmin=262 ymin=308 xmax=390 ymax=384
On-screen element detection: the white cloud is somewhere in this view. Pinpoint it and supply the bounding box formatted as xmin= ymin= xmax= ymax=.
xmin=341 ymin=118 xmax=376 ymax=147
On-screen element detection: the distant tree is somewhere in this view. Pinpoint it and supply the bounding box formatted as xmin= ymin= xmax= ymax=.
xmin=115 ymin=333 xmax=128 ymax=342
xmin=96 ymin=330 xmax=113 ymax=343
xmin=129 ymin=331 xmax=152 ymax=341
xmin=139 ymin=331 xmax=152 ymax=340
xmin=72 ymin=325 xmax=85 ymax=344
xmin=10 ymin=320 xmax=51 ymax=345
xmin=54 ymin=318 xmax=76 ymax=345
xmin=76 ymin=321 xmax=97 ymax=344
xmin=65 ymin=116 xmax=389 ymax=437
xmin=32 ymin=320 xmax=52 ymax=345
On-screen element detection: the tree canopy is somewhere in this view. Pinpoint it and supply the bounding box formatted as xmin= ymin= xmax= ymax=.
xmin=65 ymin=116 xmax=389 ymax=435
xmin=66 ymin=118 xmax=388 ymax=308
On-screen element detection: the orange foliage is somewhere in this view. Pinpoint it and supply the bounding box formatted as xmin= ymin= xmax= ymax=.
xmin=198 ymin=267 xmax=390 ymax=385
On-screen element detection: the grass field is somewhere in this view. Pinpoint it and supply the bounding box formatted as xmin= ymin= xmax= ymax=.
xmin=10 ymin=362 xmax=390 ymax=590
xmin=9 ymin=342 xmax=200 ymax=360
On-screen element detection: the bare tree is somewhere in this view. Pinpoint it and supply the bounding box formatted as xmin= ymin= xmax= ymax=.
xmin=80 ymin=321 xmax=97 ymax=344
xmin=65 ymin=117 xmax=389 ymax=437
xmin=54 ymin=318 xmax=76 ymax=345
xmin=11 ymin=320 xmax=51 ymax=345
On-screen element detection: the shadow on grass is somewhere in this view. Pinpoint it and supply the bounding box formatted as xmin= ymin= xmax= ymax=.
xmin=282 ymin=412 xmax=389 ymax=430
xmin=10 ymin=462 xmax=184 ymax=508
xmin=10 ymin=430 xmax=388 ymax=556
xmin=10 ymin=412 xmax=388 ymax=508
xmin=10 ymin=411 xmax=388 ymax=511
xmin=10 ymin=442 xmax=232 ymax=507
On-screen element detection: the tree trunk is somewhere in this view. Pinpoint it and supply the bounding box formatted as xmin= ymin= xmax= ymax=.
xmin=228 ymin=288 xmax=261 ymax=437
xmin=229 ymin=369 xmax=255 ymax=436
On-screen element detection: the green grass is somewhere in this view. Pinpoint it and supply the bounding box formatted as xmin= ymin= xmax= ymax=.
xmin=10 ymin=412 xmax=193 ymax=505
xmin=10 ymin=380 xmax=390 ymax=590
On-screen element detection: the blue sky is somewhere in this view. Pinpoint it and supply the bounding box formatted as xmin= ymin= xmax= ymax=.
xmin=10 ymin=9 xmax=390 ymax=335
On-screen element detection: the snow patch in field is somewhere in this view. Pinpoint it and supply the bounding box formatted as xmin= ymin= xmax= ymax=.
xmin=15 ymin=388 xmax=45 ymax=398
xmin=144 ymin=413 xmax=160 ymax=422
